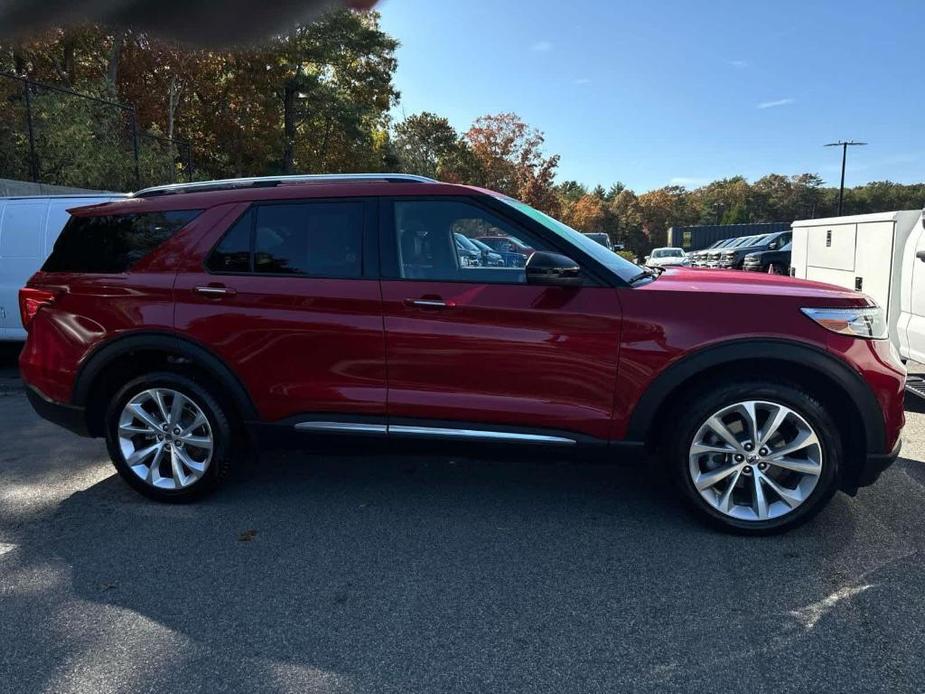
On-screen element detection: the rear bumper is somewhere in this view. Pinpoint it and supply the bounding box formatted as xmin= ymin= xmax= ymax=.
xmin=856 ymin=437 xmax=902 ymax=488
xmin=26 ymin=384 xmax=90 ymax=437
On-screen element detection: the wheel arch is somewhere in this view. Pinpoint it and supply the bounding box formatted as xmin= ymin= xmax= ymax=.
xmin=627 ymin=339 xmax=886 ymax=482
xmin=72 ymin=331 xmax=258 ymax=436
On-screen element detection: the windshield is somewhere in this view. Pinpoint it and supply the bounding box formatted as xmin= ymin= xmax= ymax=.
xmin=728 ymin=236 xmax=757 ymax=248
xmin=497 ymin=196 xmax=641 ymax=282
xmin=652 ymin=248 xmax=683 ymax=258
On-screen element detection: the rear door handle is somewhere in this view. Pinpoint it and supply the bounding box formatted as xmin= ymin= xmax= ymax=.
xmin=404 ymin=298 xmax=454 ymax=309
xmin=194 ymin=285 xmax=237 ymax=297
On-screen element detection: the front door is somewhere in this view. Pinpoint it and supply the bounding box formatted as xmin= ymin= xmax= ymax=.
xmin=379 ymin=197 xmax=623 ymax=442
xmin=174 ymin=198 xmax=387 ymax=423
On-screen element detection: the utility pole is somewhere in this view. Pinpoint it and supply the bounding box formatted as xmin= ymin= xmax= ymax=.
xmin=824 ymin=140 xmax=867 ymax=215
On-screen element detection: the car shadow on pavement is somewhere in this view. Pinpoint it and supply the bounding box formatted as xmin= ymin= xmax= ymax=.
xmin=14 ymin=446 xmax=925 ymax=693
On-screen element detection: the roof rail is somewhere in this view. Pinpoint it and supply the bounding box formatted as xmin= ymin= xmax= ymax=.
xmin=132 ymin=173 xmax=437 ymax=198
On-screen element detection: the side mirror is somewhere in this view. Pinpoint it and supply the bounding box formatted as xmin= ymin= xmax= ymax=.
xmin=644 ymin=255 xmax=650 ymax=261
xmin=525 ymin=251 xmax=582 ymax=287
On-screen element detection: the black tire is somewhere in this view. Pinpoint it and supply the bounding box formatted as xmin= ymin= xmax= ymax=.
xmin=104 ymin=372 xmax=235 ymax=502
xmin=663 ymin=380 xmax=842 ymax=535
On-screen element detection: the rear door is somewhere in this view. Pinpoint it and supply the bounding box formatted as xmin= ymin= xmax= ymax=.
xmin=379 ymin=196 xmax=623 ymax=442
xmin=905 ymin=223 xmax=925 ymax=362
xmin=174 ymin=198 xmax=387 ymax=423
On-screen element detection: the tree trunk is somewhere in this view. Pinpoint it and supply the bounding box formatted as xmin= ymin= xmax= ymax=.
xmin=282 ymin=83 xmax=296 ymax=174
xmin=107 ymin=33 xmax=123 ymax=90
xmin=167 ymin=75 xmax=178 ymax=140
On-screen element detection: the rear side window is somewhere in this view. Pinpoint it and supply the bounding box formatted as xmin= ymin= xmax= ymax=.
xmin=42 ymin=210 xmax=201 ymax=273
xmin=206 ymin=201 xmax=364 ymax=278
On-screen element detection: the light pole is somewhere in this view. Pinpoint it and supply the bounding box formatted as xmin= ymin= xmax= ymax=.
xmin=825 ymin=140 xmax=867 ymax=216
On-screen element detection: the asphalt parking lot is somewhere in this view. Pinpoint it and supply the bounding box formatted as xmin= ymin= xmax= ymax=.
xmin=2 ymin=344 xmax=925 ymax=693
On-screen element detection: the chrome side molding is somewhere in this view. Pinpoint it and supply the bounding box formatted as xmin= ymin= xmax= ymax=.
xmin=293 ymin=420 xmax=576 ymax=445
xmin=294 ymin=422 xmax=387 ymax=434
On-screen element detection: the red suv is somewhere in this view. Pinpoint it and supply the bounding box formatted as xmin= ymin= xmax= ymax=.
xmin=19 ymin=174 xmax=905 ymax=533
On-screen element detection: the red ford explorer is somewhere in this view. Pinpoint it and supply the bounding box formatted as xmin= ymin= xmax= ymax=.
xmin=19 ymin=174 xmax=905 ymax=533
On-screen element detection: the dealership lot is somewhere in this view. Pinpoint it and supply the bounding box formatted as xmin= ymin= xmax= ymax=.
xmin=1 ymin=346 xmax=924 ymax=693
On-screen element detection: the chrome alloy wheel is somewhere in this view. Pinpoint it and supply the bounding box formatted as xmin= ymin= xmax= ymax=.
xmin=688 ymin=400 xmax=823 ymax=522
xmin=117 ymin=388 xmax=213 ymax=489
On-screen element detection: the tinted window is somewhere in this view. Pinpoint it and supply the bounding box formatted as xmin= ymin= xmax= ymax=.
xmin=207 ymin=202 xmax=364 ymax=278
xmin=207 ymin=211 xmax=252 ymax=273
xmin=394 ymin=200 xmax=554 ymax=283
xmin=43 ymin=210 xmax=200 ymax=273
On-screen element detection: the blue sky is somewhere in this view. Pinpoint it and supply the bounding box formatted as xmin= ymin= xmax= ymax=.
xmin=377 ymin=0 xmax=924 ymax=192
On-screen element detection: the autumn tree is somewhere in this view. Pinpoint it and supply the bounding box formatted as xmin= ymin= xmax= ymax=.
xmin=465 ymin=112 xmax=561 ymax=215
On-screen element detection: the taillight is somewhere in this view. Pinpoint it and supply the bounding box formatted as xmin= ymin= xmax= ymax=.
xmin=19 ymin=287 xmax=57 ymax=330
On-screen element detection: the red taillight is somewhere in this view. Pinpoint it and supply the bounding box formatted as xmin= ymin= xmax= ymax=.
xmin=19 ymin=287 xmax=57 ymax=330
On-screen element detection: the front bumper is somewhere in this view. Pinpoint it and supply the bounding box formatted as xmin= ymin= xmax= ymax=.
xmin=26 ymin=384 xmax=90 ymax=437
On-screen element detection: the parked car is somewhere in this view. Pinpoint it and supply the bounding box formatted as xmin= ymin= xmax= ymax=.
xmin=0 ymin=193 xmax=127 ymax=340
xmin=478 ymin=235 xmax=532 ymax=267
xmin=744 ymin=241 xmax=792 ymax=274
xmin=453 ymin=232 xmax=483 ymax=267
xmin=693 ymin=237 xmax=739 ymax=267
xmin=645 ymin=247 xmax=688 ymax=268
xmin=705 ymin=236 xmax=760 ymax=268
xmin=467 ymin=236 xmax=505 ymax=267
xmin=20 ymin=173 xmax=905 ymax=534
xmin=583 ymin=232 xmax=614 ymax=251
xmin=719 ymin=231 xmax=792 ymax=270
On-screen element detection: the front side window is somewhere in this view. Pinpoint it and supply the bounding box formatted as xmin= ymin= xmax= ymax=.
xmin=206 ymin=201 xmax=364 ymax=278
xmin=43 ymin=209 xmax=201 ymax=273
xmin=394 ymin=200 xmax=554 ymax=282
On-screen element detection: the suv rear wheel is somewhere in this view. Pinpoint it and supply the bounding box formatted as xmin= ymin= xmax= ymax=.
xmin=105 ymin=372 xmax=234 ymax=501
xmin=666 ymin=381 xmax=841 ymax=534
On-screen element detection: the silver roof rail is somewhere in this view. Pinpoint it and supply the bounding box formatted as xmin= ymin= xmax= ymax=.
xmin=132 ymin=173 xmax=437 ymax=198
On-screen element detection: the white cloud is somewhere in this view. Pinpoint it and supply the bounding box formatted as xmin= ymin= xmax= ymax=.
xmin=757 ymin=98 xmax=795 ymax=109
xmin=729 ymin=60 xmax=749 ymax=68
xmin=531 ymin=40 xmax=553 ymax=52
xmin=574 ymin=77 xmax=592 ymax=85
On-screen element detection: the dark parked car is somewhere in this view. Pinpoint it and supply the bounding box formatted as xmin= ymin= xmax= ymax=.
xmin=477 ymin=235 xmax=532 ymax=267
xmin=453 ymin=232 xmax=483 ymax=267
xmin=705 ymin=236 xmax=759 ymax=268
xmin=719 ymin=231 xmax=792 ymax=270
xmin=583 ymin=232 xmax=614 ymax=251
xmin=744 ymin=241 xmax=792 ymax=274
xmin=19 ymin=173 xmax=904 ymax=534
xmin=467 ymin=235 xmax=505 ymax=267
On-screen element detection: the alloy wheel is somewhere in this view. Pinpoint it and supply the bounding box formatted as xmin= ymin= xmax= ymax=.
xmin=117 ymin=388 xmax=213 ymax=489
xmin=688 ymin=400 xmax=823 ymax=522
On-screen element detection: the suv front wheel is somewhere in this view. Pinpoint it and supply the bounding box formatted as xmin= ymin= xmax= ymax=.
xmin=105 ymin=372 xmax=234 ymax=501
xmin=666 ymin=381 xmax=842 ymax=534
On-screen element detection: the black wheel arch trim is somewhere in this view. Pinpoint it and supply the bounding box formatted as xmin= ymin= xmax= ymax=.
xmin=72 ymin=331 xmax=259 ymax=421
xmin=625 ymin=338 xmax=887 ymax=455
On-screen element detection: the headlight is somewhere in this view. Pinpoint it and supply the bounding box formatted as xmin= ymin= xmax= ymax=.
xmin=801 ymin=306 xmax=887 ymax=340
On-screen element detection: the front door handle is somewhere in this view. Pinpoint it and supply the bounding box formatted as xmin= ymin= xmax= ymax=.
xmin=917 ymin=249 xmax=925 ymax=263
xmin=404 ymin=298 xmax=454 ymax=309
xmin=194 ymin=285 xmax=237 ymax=297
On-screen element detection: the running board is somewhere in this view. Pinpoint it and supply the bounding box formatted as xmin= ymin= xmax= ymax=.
xmin=293 ymin=421 xmax=576 ymax=445
xmin=906 ymin=376 xmax=925 ymax=400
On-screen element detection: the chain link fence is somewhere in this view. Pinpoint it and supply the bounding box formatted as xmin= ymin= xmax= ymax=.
xmin=0 ymin=73 xmax=193 ymax=192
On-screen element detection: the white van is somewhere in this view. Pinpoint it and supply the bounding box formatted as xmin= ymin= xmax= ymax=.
xmin=791 ymin=209 xmax=925 ymax=375
xmin=0 ymin=195 xmax=126 ymax=341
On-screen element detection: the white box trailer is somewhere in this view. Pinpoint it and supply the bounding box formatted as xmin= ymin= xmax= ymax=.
xmin=0 ymin=194 xmax=126 ymax=340
xmin=791 ymin=210 xmax=923 ymax=354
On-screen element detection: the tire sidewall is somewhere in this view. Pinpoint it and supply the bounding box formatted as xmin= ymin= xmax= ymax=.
xmin=105 ymin=372 xmax=232 ymax=501
xmin=669 ymin=381 xmax=841 ymax=534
